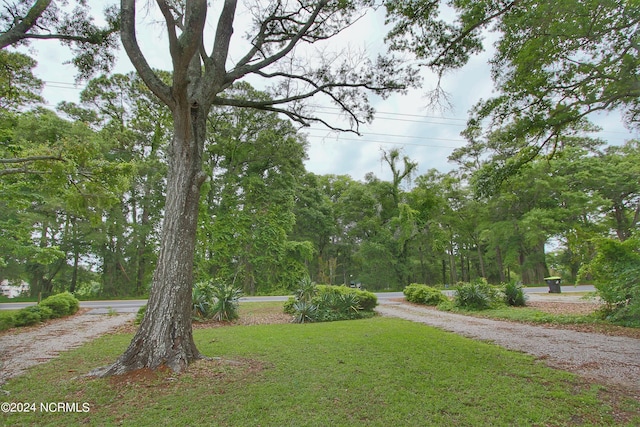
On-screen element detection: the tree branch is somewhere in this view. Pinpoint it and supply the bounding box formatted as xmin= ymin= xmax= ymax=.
xmin=226 ymin=1 xmax=327 ymax=82
xmin=211 ymin=96 xmax=362 ymax=134
xmin=0 ymin=154 xmax=66 ymax=176
xmin=121 ymin=0 xmax=174 ymax=108
xmin=0 ymin=154 xmax=65 ymax=164
xmin=0 ymin=0 xmax=51 ymax=49
xmin=211 ymin=0 xmax=238 ymax=78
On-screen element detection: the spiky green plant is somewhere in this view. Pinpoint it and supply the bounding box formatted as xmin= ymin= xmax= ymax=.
xmin=295 ymin=276 xmax=317 ymax=303
xmin=292 ymin=300 xmax=318 ymax=323
xmin=503 ymin=281 xmax=527 ymax=307
xmin=210 ymin=282 xmax=243 ymax=322
xmin=454 ymin=279 xmax=501 ymax=311
xmin=192 ymin=281 xmax=215 ymax=320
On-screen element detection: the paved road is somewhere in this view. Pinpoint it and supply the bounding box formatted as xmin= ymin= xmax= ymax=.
xmin=0 ymin=285 xmax=596 ymax=314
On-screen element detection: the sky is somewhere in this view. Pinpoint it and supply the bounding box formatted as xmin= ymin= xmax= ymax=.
xmin=23 ymin=1 xmax=639 ymax=184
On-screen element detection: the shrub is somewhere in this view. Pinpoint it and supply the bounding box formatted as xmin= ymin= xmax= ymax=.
xmin=288 ymin=283 xmax=376 ymax=323
xmin=503 ymin=281 xmax=527 ymax=307
xmin=353 ymin=289 xmax=378 ymax=311
xmin=14 ymin=308 xmax=41 ymax=327
xmin=314 ymin=291 xmax=361 ymax=322
xmin=14 ymin=305 xmax=53 ymax=326
xmin=193 ymin=280 xmax=242 ymax=322
xmin=0 ymin=312 xmax=15 ymax=331
xmin=135 ymin=304 xmax=147 ymax=325
xmin=578 ymin=237 xmax=640 ymax=326
xmin=294 ymin=276 xmax=317 ymax=303
xmin=210 ymin=282 xmax=242 ymax=322
xmin=40 ymin=292 xmax=80 ymax=318
xmin=454 ymin=279 xmax=501 ymax=310
xmin=404 ymin=284 xmax=448 ymax=306
xmin=192 ymin=281 xmax=215 ymax=320
xmin=292 ymin=300 xmax=317 ymax=323
xmin=283 ymin=297 xmax=296 ymax=315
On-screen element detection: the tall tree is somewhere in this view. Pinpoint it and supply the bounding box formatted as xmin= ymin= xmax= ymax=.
xmin=91 ymin=0 xmax=419 ymax=376
xmin=385 ymin=0 xmax=639 ymax=183
xmin=61 ymin=72 xmax=171 ymax=296
xmin=197 ymin=83 xmax=309 ymax=295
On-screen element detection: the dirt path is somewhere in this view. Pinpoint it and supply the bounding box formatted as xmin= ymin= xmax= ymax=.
xmin=0 ymin=313 xmax=134 ymax=386
xmin=376 ymin=301 xmax=640 ymax=396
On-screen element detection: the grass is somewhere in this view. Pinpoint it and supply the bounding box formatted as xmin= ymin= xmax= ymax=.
xmin=2 ymin=309 xmax=639 ymax=426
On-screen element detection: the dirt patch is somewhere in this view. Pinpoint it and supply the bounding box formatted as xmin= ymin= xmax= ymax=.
xmin=528 ymin=301 xmax=600 ymax=315
xmin=105 ymin=357 xmax=268 ymax=392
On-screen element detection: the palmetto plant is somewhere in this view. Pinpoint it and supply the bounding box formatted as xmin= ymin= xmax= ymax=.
xmin=292 ymin=300 xmax=317 ymax=324
xmin=192 ymin=281 xmax=215 ymax=320
xmin=295 ymin=276 xmax=317 ymax=303
xmin=454 ymin=279 xmax=501 ymax=310
xmin=503 ymin=281 xmax=527 ymax=307
xmin=192 ymin=281 xmax=242 ymax=321
xmin=210 ymin=282 xmax=243 ymax=322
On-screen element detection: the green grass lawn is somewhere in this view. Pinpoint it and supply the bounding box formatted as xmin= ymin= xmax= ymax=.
xmin=2 ymin=314 xmax=638 ymax=426
xmin=458 ymin=306 xmax=598 ymax=324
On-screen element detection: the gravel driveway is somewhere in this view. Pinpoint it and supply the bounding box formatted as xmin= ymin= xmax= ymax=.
xmin=377 ymin=301 xmax=640 ymax=395
xmin=0 ymin=313 xmax=134 ymax=386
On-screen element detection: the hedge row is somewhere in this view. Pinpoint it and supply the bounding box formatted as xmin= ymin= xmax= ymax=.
xmin=0 ymin=292 xmax=80 ymax=330
xmin=403 ymin=284 xmax=448 ymax=306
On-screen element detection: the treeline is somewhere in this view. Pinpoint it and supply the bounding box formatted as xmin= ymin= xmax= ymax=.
xmin=1 ymin=62 xmax=639 ymax=296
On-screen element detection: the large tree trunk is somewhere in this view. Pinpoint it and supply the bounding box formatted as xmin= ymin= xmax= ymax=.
xmin=91 ymin=106 xmax=207 ymax=376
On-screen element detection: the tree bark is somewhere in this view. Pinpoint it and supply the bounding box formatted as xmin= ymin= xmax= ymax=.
xmin=91 ymin=105 xmax=207 ymax=376
xmin=495 ymin=246 xmax=505 ymax=282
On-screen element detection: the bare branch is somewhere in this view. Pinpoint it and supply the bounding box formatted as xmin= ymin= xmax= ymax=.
xmin=212 ymin=95 xmax=363 ymax=134
xmin=226 ymin=1 xmax=327 ymax=82
xmin=211 ymin=0 xmax=238 ymax=79
xmin=121 ymin=0 xmax=174 ymax=108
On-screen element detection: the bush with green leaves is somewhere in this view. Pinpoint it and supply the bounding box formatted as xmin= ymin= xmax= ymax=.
xmin=313 ymin=290 xmax=362 ymax=322
xmin=316 ymin=285 xmax=378 ymax=311
xmin=14 ymin=305 xmax=54 ymax=327
xmin=287 ymin=281 xmax=377 ymax=323
xmin=404 ymin=284 xmax=448 ymax=306
xmin=294 ymin=276 xmax=317 ymax=303
xmin=0 ymin=312 xmax=15 ymax=331
xmin=503 ymin=281 xmax=527 ymax=307
xmin=578 ymin=237 xmax=640 ymax=327
xmin=292 ymin=300 xmax=317 ymax=323
xmin=210 ymin=282 xmax=243 ymax=321
xmin=192 ymin=281 xmax=216 ymax=320
xmin=454 ymin=279 xmax=501 ymax=311
xmin=40 ymin=292 xmax=80 ymax=318
xmin=192 ymin=280 xmax=242 ymax=322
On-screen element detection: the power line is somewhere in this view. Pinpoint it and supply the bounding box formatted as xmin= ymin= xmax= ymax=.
xmin=304 ymin=135 xmax=462 ymax=149
xmin=305 ymin=127 xmax=466 ymax=145
xmin=310 ymin=104 xmax=468 ymax=122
